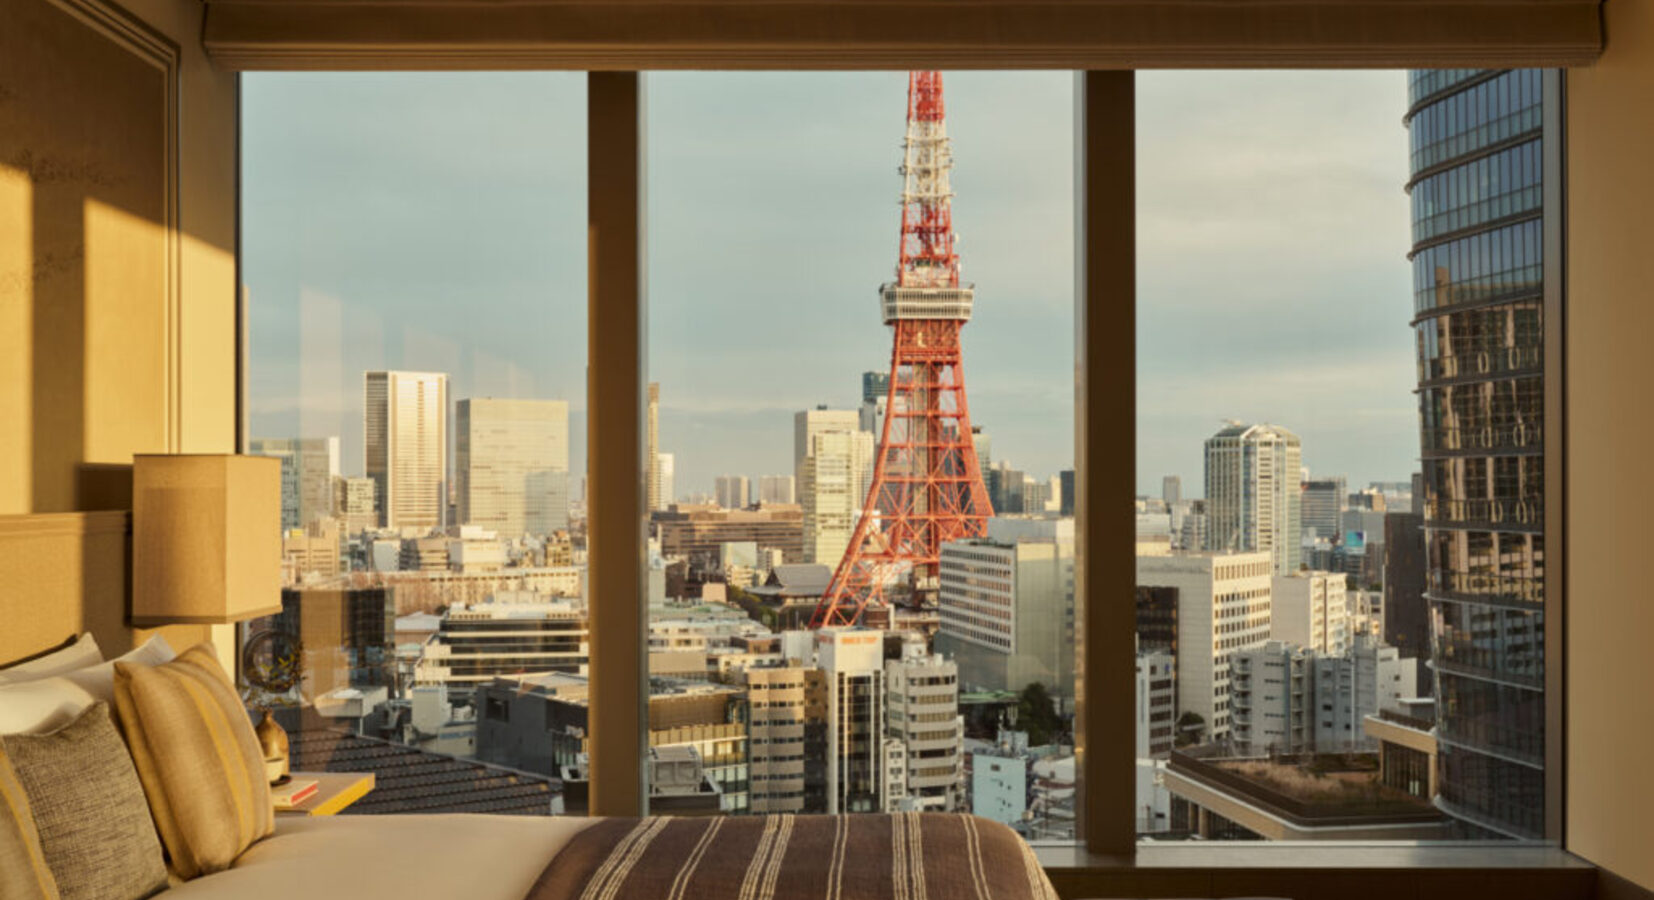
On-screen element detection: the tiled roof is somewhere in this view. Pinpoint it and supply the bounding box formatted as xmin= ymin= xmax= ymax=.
xmin=287 ymin=729 xmax=562 ymax=816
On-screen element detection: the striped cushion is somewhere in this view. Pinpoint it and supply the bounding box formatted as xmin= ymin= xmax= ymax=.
xmin=0 ymin=744 xmax=60 ymax=900
xmin=113 ymin=642 xmax=274 ymax=879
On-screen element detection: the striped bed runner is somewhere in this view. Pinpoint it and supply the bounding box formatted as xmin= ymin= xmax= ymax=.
xmin=527 ymin=813 xmax=1058 ymax=900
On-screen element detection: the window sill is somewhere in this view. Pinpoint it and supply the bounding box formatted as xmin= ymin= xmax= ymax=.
xmin=1034 ymin=843 xmax=1596 ymax=900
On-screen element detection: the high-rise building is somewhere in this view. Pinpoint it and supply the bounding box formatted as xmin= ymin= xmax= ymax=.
xmin=800 ymin=430 xmax=871 ymax=565
xmin=1231 ymin=637 xmax=1417 ymax=757
xmin=794 ymin=407 xmax=867 ymax=494
xmin=332 ymin=476 xmax=377 ymax=534
xmin=1271 ymin=571 xmax=1349 ymax=656
xmin=250 ymin=437 xmax=340 ymax=530
xmin=1136 ymin=550 xmax=1273 ymax=743
xmin=1301 ymin=476 xmax=1347 ymax=545
xmin=654 ymin=452 xmax=675 ymax=509
xmin=937 ymin=518 xmax=1075 ymax=697
xmin=1059 ymin=469 xmax=1075 ymax=517
xmin=740 ymin=662 xmax=819 ymax=813
xmin=885 ymin=647 xmax=963 ymax=811
xmin=364 ymin=371 xmax=448 ymax=530
xmin=815 ymin=629 xmax=888 ymax=813
xmin=1406 ymin=68 xmax=1548 ymax=840
xmin=1204 ymin=422 xmax=1302 ymax=575
xmin=1162 ymin=475 xmax=1181 ymax=506
xmin=714 ymin=475 xmax=750 ymax=510
xmin=646 ymin=382 xmax=663 ymax=511
xmin=454 ymin=398 xmax=569 ymax=537
xmin=757 ymin=475 xmax=796 ymax=505
xmin=1382 ymin=510 xmax=1430 ymax=690
xmin=1135 ymin=649 xmax=1176 ymax=758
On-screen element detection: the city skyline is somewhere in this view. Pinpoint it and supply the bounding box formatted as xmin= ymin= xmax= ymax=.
xmin=244 ymin=70 xmax=1416 ymax=500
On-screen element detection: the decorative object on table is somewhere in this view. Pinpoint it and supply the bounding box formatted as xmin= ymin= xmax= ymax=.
xmin=130 ymin=454 xmax=282 ymax=626
xmin=269 ymin=778 xmax=318 ymax=810
xmin=241 ymin=627 xmax=303 ymax=698
xmin=255 ymin=710 xmax=290 ymax=785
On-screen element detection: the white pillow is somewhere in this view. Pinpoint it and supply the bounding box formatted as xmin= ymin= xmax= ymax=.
xmin=0 ymin=635 xmax=175 ymax=735
xmin=0 ymin=632 xmax=103 ymax=684
xmin=63 ymin=635 xmax=176 ymax=702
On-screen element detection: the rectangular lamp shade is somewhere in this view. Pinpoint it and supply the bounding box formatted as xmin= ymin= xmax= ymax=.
xmin=132 ymin=454 xmax=283 ymax=625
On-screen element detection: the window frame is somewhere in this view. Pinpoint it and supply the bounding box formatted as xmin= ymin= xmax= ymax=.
xmin=231 ymin=62 xmax=1573 ymax=879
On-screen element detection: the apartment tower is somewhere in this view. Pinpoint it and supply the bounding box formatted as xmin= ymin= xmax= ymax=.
xmin=1204 ymin=422 xmax=1302 ymax=575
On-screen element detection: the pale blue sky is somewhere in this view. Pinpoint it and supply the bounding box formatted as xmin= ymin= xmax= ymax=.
xmin=243 ymin=70 xmax=1415 ymax=500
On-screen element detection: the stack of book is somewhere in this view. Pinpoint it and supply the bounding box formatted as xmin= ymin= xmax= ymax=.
xmin=271 ymin=778 xmax=319 ymax=811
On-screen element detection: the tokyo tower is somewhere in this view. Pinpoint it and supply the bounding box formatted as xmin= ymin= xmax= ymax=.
xmin=810 ymin=71 xmax=993 ymax=629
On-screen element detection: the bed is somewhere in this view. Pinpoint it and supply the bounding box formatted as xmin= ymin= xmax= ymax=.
xmin=158 ymin=811 xmax=1058 ymax=900
xmin=0 ymin=514 xmax=1059 ymax=900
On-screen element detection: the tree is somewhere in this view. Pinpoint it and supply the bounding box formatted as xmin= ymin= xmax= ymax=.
xmin=1017 ymin=682 xmax=1064 ymax=747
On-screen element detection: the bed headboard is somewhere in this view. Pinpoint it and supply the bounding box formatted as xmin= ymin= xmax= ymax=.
xmin=0 ymin=511 xmax=208 ymax=667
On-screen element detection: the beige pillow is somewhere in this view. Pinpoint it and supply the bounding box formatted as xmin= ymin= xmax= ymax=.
xmin=0 ymin=703 xmax=166 ymax=900
xmin=0 ymin=633 xmax=102 ymax=685
xmin=114 ymin=642 xmax=274 ymax=879
xmin=0 ymin=744 xmax=60 ymax=900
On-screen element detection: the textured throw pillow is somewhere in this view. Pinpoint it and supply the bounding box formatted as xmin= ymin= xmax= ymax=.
xmin=0 ymin=703 xmax=167 ymax=900
xmin=0 ymin=745 xmax=61 ymax=900
xmin=114 ymin=642 xmax=274 ymax=879
xmin=0 ymin=634 xmax=102 ymax=685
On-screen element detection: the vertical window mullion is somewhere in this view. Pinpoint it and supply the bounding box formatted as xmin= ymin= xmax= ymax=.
xmin=586 ymin=70 xmax=649 ymax=817
xmin=1075 ymin=69 xmax=1136 ymax=857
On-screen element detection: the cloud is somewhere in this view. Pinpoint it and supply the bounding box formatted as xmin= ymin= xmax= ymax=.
xmin=242 ymin=69 xmax=1421 ymax=500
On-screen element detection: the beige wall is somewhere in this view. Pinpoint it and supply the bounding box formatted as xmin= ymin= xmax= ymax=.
xmin=0 ymin=0 xmax=237 ymax=661
xmin=1565 ymin=0 xmax=1654 ymax=890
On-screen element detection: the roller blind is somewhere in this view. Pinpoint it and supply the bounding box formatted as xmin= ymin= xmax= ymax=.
xmin=202 ymin=0 xmax=1603 ymax=71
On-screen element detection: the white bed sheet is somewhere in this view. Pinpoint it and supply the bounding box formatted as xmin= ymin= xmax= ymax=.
xmin=160 ymin=814 xmax=599 ymax=900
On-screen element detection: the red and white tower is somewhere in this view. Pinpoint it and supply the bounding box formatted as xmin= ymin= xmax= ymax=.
xmin=811 ymin=71 xmax=993 ymax=628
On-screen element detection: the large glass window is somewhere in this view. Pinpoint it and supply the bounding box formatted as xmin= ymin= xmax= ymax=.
xmin=1134 ymin=69 xmax=1549 ymax=843
xmin=644 ymin=72 xmax=1078 ymax=835
xmin=238 ymin=73 xmax=588 ymax=815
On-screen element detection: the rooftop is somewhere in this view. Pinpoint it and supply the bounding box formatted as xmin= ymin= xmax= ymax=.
xmin=287 ymin=728 xmax=561 ymax=816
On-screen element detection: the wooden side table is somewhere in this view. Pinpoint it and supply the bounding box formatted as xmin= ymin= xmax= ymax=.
xmin=275 ymin=772 xmax=375 ymax=817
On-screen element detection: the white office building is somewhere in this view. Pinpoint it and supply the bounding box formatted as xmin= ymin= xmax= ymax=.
xmin=1136 ymin=550 xmax=1273 ymax=742
xmin=1271 ymin=571 xmax=1350 ymax=656
xmin=800 ymin=429 xmax=872 ymax=566
xmin=937 ymin=517 xmax=1075 ymax=697
xmin=1136 ymin=649 xmax=1177 ymax=758
xmin=455 ymin=397 xmax=569 ymax=537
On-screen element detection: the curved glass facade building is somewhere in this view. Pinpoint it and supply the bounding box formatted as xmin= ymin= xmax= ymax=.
xmin=1405 ymin=69 xmax=1549 ymax=840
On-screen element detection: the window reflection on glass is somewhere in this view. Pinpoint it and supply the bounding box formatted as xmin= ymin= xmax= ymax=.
xmin=239 ymin=72 xmax=587 ymax=816
xmin=1136 ymin=69 xmax=1548 ymax=843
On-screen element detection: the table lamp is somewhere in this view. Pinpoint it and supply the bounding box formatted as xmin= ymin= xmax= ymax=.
xmin=131 ymin=454 xmax=283 ymax=626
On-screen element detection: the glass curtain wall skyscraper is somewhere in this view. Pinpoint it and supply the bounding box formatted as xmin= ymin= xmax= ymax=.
xmin=1405 ymin=69 xmax=1547 ymax=840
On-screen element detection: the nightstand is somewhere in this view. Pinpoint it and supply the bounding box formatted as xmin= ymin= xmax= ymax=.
xmin=275 ymin=772 xmax=375 ymax=817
